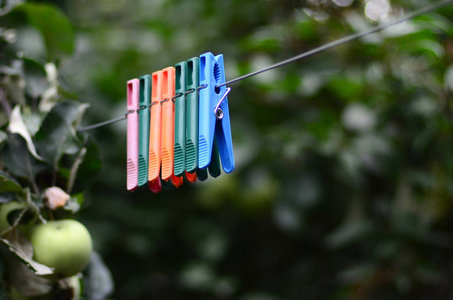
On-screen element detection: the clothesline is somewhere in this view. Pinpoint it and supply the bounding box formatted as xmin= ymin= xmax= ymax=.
xmin=77 ymin=0 xmax=453 ymax=132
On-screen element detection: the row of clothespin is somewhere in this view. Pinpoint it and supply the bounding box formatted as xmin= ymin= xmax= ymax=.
xmin=126 ymin=52 xmax=235 ymax=193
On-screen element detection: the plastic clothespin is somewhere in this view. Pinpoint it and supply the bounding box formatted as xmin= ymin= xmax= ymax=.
xmin=184 ymin=57 xmax=201 ymax=183
xmin=174 ymin=60 xmax=197 ymax=183
xmin=198 ymin=52 xmax=235 ymax=174
xmin=185 ymin=172 xmax=197 ymax=183
xmin=148 ymin=71 xmax=163 ymax=182
xmin=149 ymin=177 xmax=162 ymax=193
xmin=185 ymin=57 xmax=199 ymax=174
xmin=126 ymin=79 xmax=140 ymax=191
xmin=161 ymin=67 xmax=177 ymax=181
xmin=138 ymin=75 xmax=151 ymax=186
xmin=174 ymin=61 xmax=187 ymax=177
xmin=172 ymin=174 xmax=184 ymax=187
xmin=196 ymin=168 xmax=208 ymax=181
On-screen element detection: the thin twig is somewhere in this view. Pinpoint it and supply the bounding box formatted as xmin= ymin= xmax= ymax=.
xmin=66 ymin=147 xmax=87 ymax=193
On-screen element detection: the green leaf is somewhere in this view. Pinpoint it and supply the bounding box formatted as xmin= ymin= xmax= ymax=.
xmin=35 ymin=101 xmax=89 ymax=165
xmin=0 ymin=232 xmax=54 ymax=276
xmin=23 ymin=57 xmax=48 ymax=99
xmin=0 ymin=171 xmax=22 ymax=193
xmin=8 ymin=105 xmax=44 ymax=160
xmin=21 ymin=111 xmax=44 ymax=137
xmin=14 ymin=3 xmax=75 ymax=60
xmin=1 ymin=134 xmax=37 ymax=179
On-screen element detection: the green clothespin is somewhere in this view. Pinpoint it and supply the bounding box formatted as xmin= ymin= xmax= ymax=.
xmin=174 ymin=62 xmax=187 ymax=177
xmin=186 ymin=57 xmax=199 ymax=173
xmin=186 ymin=58 xmax=208 ymax=181
xmin=138 ymin=75 xmax=151 ymax=186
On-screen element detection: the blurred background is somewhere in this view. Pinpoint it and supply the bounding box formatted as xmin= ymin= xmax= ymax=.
xmin=3 ymin=0 xmax=453 ymax=299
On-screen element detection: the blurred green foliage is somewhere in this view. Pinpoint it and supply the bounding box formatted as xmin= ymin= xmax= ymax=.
xmin=2 ymin=0 xmax=453 ymax=299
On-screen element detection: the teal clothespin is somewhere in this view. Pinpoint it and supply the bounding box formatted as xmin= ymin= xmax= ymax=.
xmin=174 ymin=61 xmax=187 ymax=177
xmin=138 ymin=75 xmax=151 ymax=186
xmin=186 ymin=57 xmax=199 ymax=173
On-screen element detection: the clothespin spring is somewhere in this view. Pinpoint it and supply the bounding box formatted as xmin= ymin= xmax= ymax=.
xmin=214 ymin=87 xmax=231 ymax=120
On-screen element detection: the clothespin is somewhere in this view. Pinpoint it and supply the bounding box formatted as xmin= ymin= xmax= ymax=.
xmin=149 ymin=177 xmax=162 ymax=193
xmin=174 ymin=61 xmax=187 ymax=177
xmin=172 ymin=174 xmax=184 ymax=187
xmin=198 ymin=52 xmax=235 ymax=174
xmin=161 ymin=67 xmax=177 ymax=181
xmin=174 ymin=59 xmax=197 ymax=183
xmin=126 ymin=79 xmax=140 ymax=191
xmin=161 ymin=66 xmax=184 ymax=187
xmin=138 ymin=75 xmax=151 ymax=186
xmin=185 ymin=57 xmax=202 ymax=183
xmin=148 ymin=71 xmax=163 ymax=183
xmin=185 ymin=58 xmax=199 ymax=174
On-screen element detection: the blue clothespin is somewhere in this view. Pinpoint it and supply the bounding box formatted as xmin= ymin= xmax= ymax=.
xmin=198 ymin=52 xmax=235 ymax=173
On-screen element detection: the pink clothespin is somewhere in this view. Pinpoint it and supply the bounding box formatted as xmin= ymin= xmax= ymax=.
xmin=127 ymin=79 xmax=140 ymax=191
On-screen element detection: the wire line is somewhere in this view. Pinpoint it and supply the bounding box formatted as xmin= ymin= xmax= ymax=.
xmin=77 ymin=0 xmax=453 ymax=132
xmin=77 ymin=111 xmax=134 ymax=132
xmin=219 ymin=0 xmax=453 ymax=87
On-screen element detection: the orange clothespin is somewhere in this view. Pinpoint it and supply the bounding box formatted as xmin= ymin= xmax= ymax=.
xmin=161 ymin=67 xmax=177 ymax=181
xmin=148 ymin=71 xmax=163 ymax=183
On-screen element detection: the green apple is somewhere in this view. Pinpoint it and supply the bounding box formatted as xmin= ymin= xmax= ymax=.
xmin=29 ymin=220 xmax=92 ymax=278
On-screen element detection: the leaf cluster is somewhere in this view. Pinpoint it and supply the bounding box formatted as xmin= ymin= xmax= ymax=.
xmin=0 ymin=1 xmax=110 ymax=299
